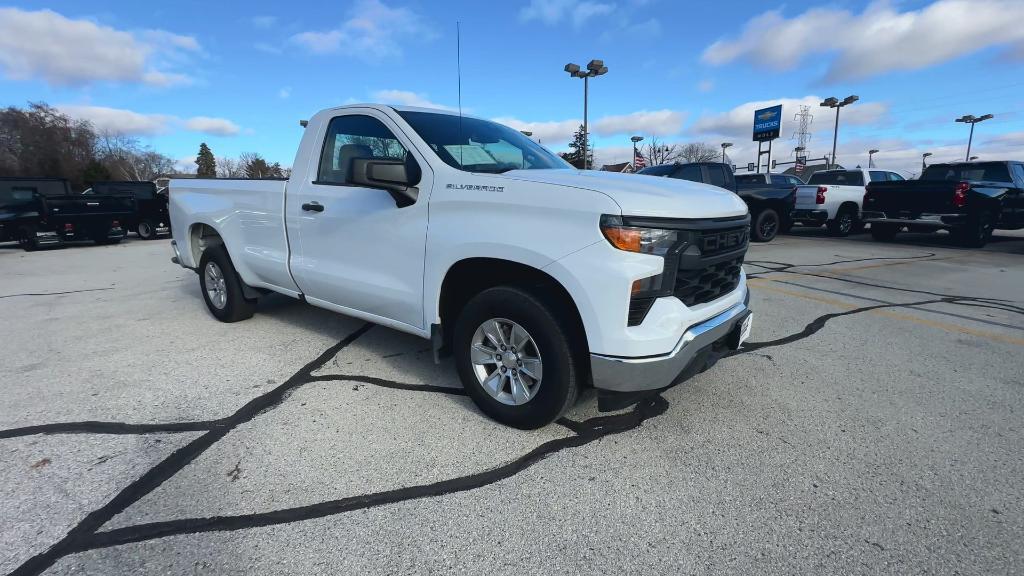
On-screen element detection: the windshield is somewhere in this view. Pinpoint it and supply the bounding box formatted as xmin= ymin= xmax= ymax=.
xmin=920 ymin=163 xmax=1011 ymax=183
xmin=397 ymin=111 xmax=571 ymax=173
xmin=809 ymin=171 xmax=864 ymax=186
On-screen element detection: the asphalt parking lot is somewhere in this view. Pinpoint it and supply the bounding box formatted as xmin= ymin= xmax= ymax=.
xmin=1 ymin=229 xmax=1022 ymax=576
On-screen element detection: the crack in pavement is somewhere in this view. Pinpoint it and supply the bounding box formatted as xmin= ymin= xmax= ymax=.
xmin=3 ymin=252 xmax=1014 ymax=575
xmin=0 ymin=288 xmax=114 ymax=300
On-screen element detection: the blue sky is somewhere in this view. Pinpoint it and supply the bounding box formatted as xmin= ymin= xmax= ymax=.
xmin=2 ymin=0 xmax=1023 ymax=175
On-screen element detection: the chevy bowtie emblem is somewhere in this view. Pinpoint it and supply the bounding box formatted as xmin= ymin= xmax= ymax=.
xmin=757 ymin=110 xmax=778 ymax=121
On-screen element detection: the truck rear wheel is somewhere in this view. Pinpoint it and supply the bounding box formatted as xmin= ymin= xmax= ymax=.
xmin=870 ymin=223 xmax=900 ymax=242
xmin=18 ymin=227 xmax=41 ymax=251
xmin=827 ymin=207 xmax=856 ymax=237
xmin=199 ymin=245 xmax=257 ymax=322
xmin=952 ymin=211 xmax=993 ymax=248
xmin=453 ymin=286 xmax=579 ymax=429
xmin=751 ymin=208 xmax=779 ymax=242
xmin=137 ymin=220 xmax=157 ymax=240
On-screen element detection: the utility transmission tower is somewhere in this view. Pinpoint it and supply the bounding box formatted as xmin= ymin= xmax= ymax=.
xmin=792 ymin=105 xmax=813 ymax=156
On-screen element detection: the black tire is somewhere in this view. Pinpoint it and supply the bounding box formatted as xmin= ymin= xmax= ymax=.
xmin=198 ymin=245 xmax=257 ymax=322
xmin=137 ymin=220 xmax=157 ymax=240
xmin=827 ymin=207 xmax=856 ymax=237
xmin=18 ymin=227 xmax=41 ymax=252
xmin=953 ymin=211 xmax=994 ymax=248
xmin=453 ymin=286 xmax=579 ymax=429
xmin=870 ymin=223 xmax=900 ymax=242
xmin=751 ymin=208 xmax=780 ymax=242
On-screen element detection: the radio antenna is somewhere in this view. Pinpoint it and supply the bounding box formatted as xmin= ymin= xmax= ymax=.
xmin=456 ymin=21 xmax=464 ymax=166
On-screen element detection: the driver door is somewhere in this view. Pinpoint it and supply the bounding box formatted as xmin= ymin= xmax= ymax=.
xmin=286 ymin=110 xmax=432 ymax=331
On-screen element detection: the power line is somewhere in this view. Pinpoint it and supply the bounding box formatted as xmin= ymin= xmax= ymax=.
xmin=791 ymin=105 xmax=813 ymax=156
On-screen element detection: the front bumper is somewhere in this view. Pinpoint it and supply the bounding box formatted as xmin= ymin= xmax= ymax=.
xmin=860 ymin=211 xmax=966 ymax=228
xmin=791 ymin=209 xmax=828 ymax=224
xmin=590 ymin=302 xmax=750 ymax=393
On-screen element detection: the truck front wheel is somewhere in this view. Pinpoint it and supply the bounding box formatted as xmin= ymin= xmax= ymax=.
xmin=453 ymin=286 xmax=579 ymax=429
xmin=751 ymin=208 xmax=780 ymax=242
xmin=137 ymin=220 xmax=157 ymax=240
xmin=952 ymin=211 xmax=993 ymax=248
xmin=199 ymin=245 xmax=256 ymax=322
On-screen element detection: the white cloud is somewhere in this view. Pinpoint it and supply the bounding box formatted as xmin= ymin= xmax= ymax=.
xmin=291 ymin=0 xmax=434 ymax=60
xmin=184 ymin=117 xmax=241 ymax=136
xmin=372 ymin=89 xmax=456 ymax=111
xmin=0 ymin=7 xmax=200 ymax=87
xmin=58 ymin=105 xmax=173 ymax=136
xmin=491 ymin=117 xmax=581 ymax=144
xmin=702 ymin=0 xmax=1024 ymax=82
xmin=593 ymin=110 xmax=686 ymax=137
xmin=520 ymin=0 xmax=615 ymax=28
xmin=279 ymin=87 xmax=292 ymax=99
xmin=697 ymin=79 xmax=714 ymax=93
xmin=690 ymin=96 xmax=888 ymax=140
xmin=59 ymin=105 xmax=241 ymax=137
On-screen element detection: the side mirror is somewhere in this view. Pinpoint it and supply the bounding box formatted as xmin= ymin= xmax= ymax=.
xmin=350 ymin=158 xmax=418 ymax=208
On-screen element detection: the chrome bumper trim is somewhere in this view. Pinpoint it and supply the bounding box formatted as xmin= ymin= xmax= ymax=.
xmin=590 ymin=302 xmax=749 ymax=392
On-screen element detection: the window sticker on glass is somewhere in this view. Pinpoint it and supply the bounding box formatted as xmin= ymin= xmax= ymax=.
xmin=443 ymin=145 xmax=497 ymax=166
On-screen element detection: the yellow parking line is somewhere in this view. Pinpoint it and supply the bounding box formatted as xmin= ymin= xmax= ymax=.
xmin=748 ymin=278 xmax=1024 ymax=347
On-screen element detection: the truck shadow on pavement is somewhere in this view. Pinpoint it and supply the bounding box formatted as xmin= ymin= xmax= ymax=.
xmin=3 ymin=252 xmax=1023 ymax=576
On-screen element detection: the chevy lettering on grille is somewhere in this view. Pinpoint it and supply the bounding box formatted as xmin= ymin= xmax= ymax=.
xmin=701 ymin=228 xmax=748 ymax=254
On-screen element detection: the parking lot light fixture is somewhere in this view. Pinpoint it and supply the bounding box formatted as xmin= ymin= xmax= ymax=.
xmin=922 ymin=152 xmax=932 ymax=170
xmin=630 ymin=136 xmax=643 ymax=170
xmin=720 ymin=142 xmax=732 ymax=164
xmin=955 ymin=114 xmax=993 ymax=161
xmin=969 ymin=155 xmax=979 ymax=161
xmin=565 ymin=59 xmax=608 ymax=170
xmin=820 ymin=95 xmax=858 ymax=168
xmin=868 ymin=148 xmax=879 ymax=168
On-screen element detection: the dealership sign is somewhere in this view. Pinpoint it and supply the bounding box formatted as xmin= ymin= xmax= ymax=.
xmin=752 ymin=104 xmax=782 ymax=142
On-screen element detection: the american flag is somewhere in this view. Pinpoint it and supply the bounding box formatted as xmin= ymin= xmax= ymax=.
xmin=633 ymin=148 xmax=646 ymax=171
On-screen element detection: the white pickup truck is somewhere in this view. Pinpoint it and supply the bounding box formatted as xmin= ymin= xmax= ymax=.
xmin=169 ymin=104 xmax=753 ymax=428
xmin=791 ymin=168 xmax=905 ymax=236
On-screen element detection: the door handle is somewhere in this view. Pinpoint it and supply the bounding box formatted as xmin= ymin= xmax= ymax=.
xmin=302 ymin=202 xmax=324 ymax=212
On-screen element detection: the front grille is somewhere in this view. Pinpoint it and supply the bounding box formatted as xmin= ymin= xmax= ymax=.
xmin=697 ymin=226 xmax=748 ymax=257
xmin=674 ymin=255 xmax=744 ymax=307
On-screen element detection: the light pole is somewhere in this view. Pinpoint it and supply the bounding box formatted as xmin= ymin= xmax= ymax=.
xmin=564 ymin=59 xmax=608 ymax=170
xmin=631 ymin=135 xmax=643 ymax=170
xmin=820 ymin=95 xmax=859 ymax=168
xmin=868 ymin=148 xmax=879 ymax=168
xmin=921 ymin=152 xmax=932 ymax=171
xmin=721 ymin=142 xmax=732 ymax=164
xmin=955 ymin=114 xmax=993 ymax=161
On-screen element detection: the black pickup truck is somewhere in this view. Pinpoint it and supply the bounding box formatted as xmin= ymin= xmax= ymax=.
xmin=84 ymin=181 xmax=170 ymax=239
xmin=863 ymin=161 xmax=1024 ymax=247
xmin=0 ymin=177 xmax=132 ymax=251
xmin=638 ymin=162 xmax=798 ymax=242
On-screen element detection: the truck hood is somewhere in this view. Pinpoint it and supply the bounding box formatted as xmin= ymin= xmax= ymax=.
xmin=500 ymin=169 xmax=748 ymax=219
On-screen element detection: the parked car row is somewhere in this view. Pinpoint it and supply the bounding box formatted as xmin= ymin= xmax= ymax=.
xmin=0 ymin=178 xmax=170 ymax=251
xmin=638 ymin=161 xmax=1023 ymax=248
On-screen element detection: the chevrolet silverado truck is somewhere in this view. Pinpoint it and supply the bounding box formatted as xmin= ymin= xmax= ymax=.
xmin=0 ymin=177 xmax=130 ymax=250
xmin=84 ymin=181 xmax=170 ymax=239
xmin=638 ymin=162 xmax=795 ymax=242
xmin=863 ymin=161 xmax=1024 ymax=247
xmin=792 ymin=168 xmax=905 ymax=236
xmin=170 ymin=104 xmax=753 ymax=428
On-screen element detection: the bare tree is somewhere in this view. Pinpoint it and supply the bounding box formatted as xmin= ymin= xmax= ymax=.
xmin=96 ymin=131 xmax=175 ymax=181
xmin=641 ymin=136 xmax=683 ymax=166
xmin=239 ymin=152 xmax=284 ymax=179
xmin=217 ymin=157 xmax=245 ymax=178
xmin=678 ymin=142 xmax=720 ymax=163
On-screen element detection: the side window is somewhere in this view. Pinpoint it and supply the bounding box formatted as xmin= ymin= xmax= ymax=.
xmin=677 ymin=165 xmax=702 ymax=182
xmin=869 ymin=170 xmax=888 ymax=182
xmin=770 ymin=175 xmax=786 ymax=186
xmin=1011 ymin=164 xmax=1024 ymax=186
xmin=888 ymin=172 xmax=905 ymax=181
xmin=317 ymin=114 xmax=410 ymax=184
xmin=788 ymin=176 xmax=804 ymax=186
xmin=707 ymin=166 xmax=728 ymax=189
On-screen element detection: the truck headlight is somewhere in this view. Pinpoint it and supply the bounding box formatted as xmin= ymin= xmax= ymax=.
xmin=599 ymin=214 xmax=677 ymax=255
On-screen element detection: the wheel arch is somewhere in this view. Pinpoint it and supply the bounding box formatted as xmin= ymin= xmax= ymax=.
xmin=436 ymin=257 xmax=589 ymax=376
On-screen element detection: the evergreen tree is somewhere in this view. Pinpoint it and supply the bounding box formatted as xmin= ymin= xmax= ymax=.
xmin=195 ymin=143 xmax=217 ymax=177
xmin=82 ymin=160 xmax=111 ymax=185
xmin=562 ymin=125 xmax=592 ymax=169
